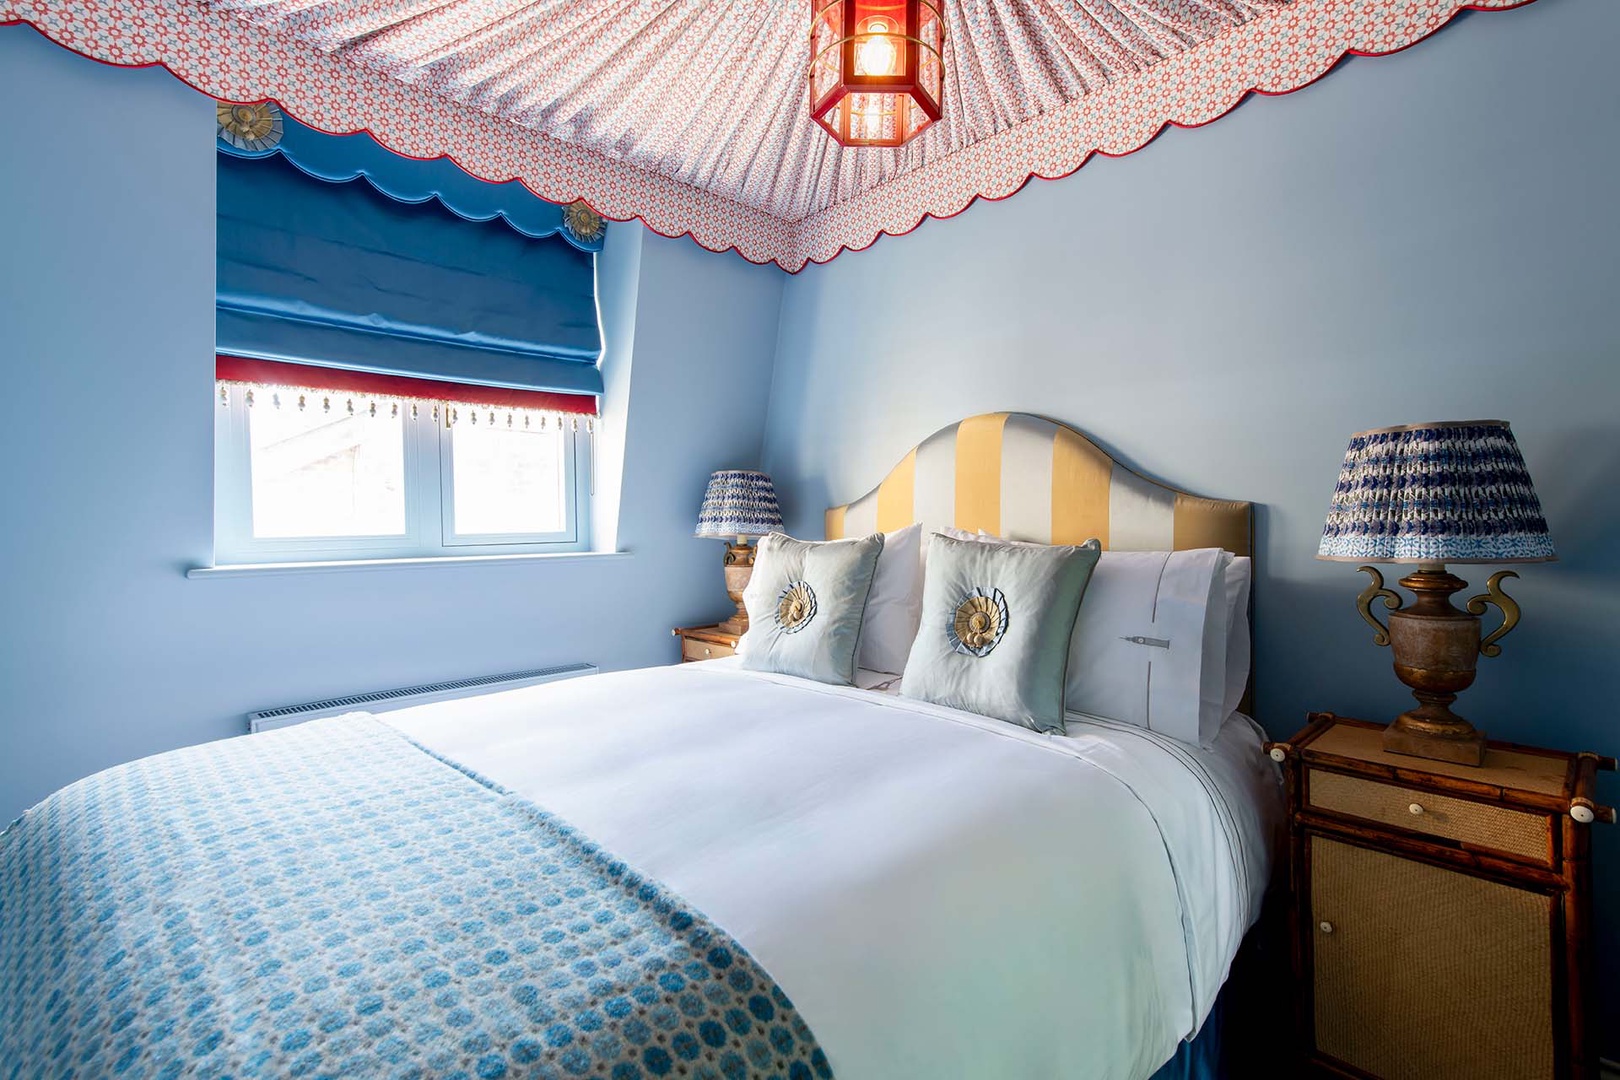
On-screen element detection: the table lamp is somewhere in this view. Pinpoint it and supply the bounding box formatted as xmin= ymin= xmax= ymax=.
xmin=696 ymin=470 xmax=784 ymax=635
xmin=1318 ymin=420 xmax=1555 ymax=766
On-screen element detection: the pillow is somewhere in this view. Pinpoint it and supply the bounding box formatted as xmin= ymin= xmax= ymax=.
xmin=1063 ymin=548 xmax=1232 ymax=747
xmin=936 ymin=526 xmax=987 ymax=543
xmin=1222 ymin=557 xmax=1253 ymax=721
xmin=901 ymin=533 xmax=1100 ymax=733
xmin=939 ymin=528 xmax=1235 ymax=746
xmin=856 ymin=523 xmax=923 ymax=675
xmin=740 ymin=532 xmax=885 ymax=685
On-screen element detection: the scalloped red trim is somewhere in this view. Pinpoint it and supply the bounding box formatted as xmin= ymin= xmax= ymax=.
xmin=3 ymin=0 xmax=1539 ymax=272
xmin=783 ymin=0 xmax=1541 ymax=270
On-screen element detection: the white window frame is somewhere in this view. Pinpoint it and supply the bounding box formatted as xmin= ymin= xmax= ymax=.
xmin=213 ymin=383 xmax=592 ymax=565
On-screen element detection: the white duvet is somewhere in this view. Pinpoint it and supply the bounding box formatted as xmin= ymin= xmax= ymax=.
xmin=383 ymin=660 xmax=1280 ymax=1080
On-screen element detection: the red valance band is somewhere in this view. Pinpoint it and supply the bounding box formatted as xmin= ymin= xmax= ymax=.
xmin=215 ymin=355 xmax=599 ymax=416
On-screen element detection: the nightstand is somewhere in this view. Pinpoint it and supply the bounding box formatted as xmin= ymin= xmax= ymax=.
xmin=672 ymin=624 xmax=740 ymax=663
xmin=1267 ymin=714 xmax=1613 ymax=1080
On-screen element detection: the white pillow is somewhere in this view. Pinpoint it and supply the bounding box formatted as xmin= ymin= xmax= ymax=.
xmin=1222 ymin=557 xmax=1253 ymax=721
xmin=939 ymin=529 xmax=1233 ymax=746
xmin=1064 ymin=548 xmax=1231 ymax=747
xmin=856 ymin=523 xmax=923 ymax=674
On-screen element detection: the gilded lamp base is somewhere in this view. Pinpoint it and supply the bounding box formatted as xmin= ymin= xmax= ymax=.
xmin=717 ymin=541 xmax=755 ymax=636
xmin=1356 ymin=564 xmax=1522 ymax=768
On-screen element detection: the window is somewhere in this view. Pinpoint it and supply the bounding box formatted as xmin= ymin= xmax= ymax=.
xmin=211 ymin=145 xmax=605 ymax=567
xmin=214 ymin=373 xmax=592 ymax=564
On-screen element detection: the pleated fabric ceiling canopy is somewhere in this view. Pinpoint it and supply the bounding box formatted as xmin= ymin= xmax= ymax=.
xmin=2 ymin=0 xmax=1535 ymax=269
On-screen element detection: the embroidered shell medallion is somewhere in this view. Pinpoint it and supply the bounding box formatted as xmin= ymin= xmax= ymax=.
xmin=776 ymin=580 xmax=818 ymax=634
xmin=950 ymin=588 xmax=1009 ymax=657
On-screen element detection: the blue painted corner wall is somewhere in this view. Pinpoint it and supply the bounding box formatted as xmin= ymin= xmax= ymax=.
xmin=761 ymin=0 xmax=1620 ymax=1054
xmin=0 ymin=24 xmax=784 ymax=821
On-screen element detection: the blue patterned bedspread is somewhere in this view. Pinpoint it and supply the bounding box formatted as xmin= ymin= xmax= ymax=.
xmin=0 ymin=716 xmax=832 ymax=1080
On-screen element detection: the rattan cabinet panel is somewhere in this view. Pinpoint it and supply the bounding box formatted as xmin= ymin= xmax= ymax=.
xmin=1310 ymin=836 xmax=1553 ymax=1080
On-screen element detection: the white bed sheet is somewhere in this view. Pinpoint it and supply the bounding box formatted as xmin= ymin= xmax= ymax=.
xmin=383 ymin=661 xmax=1280 ymax=1080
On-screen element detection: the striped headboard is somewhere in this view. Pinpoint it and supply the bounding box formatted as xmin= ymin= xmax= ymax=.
xmin=825 ymin=412 xmax=1252 ymax=558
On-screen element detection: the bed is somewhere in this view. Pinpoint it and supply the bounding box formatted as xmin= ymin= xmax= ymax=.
xmin=0 ymin=412 xmax=1282 ymax=1079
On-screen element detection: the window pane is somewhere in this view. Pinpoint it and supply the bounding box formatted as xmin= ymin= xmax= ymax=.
xmin=451 ymin=423 xmax=567 ymax=536
xmin=249 ymin=402 xmax=406 ymax=538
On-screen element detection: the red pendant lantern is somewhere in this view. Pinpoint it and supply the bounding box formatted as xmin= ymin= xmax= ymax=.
xmin=809 ymin=0 xmax=944 ymax=148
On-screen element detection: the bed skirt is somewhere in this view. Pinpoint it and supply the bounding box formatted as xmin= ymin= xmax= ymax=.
xmin=1150 ymin=912 xmax=1281 ymax=1080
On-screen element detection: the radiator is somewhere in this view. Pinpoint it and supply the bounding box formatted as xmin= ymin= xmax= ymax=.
xmin=246 ymin=663 xmax=597 ymax=733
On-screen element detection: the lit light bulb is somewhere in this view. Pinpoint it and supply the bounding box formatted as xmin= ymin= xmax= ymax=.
xmin=854 ymin=95 xmax=886 ymax=140
xmin=856 ymin=18 xmax=898 ymax=76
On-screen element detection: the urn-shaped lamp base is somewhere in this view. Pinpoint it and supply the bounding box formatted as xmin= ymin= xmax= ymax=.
xmin=716 ymin=541 xmax=755 ymax=637
xmin=1359 ymin=564 xmax=1512 ymax=767
xmin=1382 ymin=713 xmax=1488 ymax=766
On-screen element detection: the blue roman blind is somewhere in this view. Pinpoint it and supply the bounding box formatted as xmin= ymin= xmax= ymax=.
xmin=216 ymin=153 xmax=602 ymax=397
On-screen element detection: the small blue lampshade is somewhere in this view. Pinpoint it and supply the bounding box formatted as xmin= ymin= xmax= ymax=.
xmin=1318 ymin=420 xmax=1555 ymax=564
xmin=696 ymin=470 xmax=783 ymax=539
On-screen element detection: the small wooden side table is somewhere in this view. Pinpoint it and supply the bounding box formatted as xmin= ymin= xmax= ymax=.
xmin=1266 ymin=713 xmax=1613 ymax=1080
xmin=672 ymin=624 xmax=741 ymax=663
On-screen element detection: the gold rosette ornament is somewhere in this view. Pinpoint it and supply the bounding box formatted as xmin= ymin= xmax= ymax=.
xmin=216 ymin=101 xmax=284 ymax=152
xmin=562 ymin=200 xmax=607 ymax=245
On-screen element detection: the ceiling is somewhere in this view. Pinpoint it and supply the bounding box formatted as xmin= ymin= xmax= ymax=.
xmin=205 ymin=0 xmax=1283 ymax=221
xmin=5 ymin=0 xmax=1532 ymax=269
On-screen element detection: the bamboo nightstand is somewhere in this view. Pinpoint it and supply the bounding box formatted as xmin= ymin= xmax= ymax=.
xmin=671 ymin=624 xmax=741 ymax=663
xmin=1266 ymin=713 xmax=1614 ymax=1080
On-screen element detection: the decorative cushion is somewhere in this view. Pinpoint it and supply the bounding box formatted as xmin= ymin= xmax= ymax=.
xmin=901 ymin=533 xmax=1100 ymax=733
xmin=740 ymin=532 xmax=885 ymax=685
xmin=856 ymin=523 xmax=924 ymax=675
xmin=936 ymin=528 xmax=1239 ymax=745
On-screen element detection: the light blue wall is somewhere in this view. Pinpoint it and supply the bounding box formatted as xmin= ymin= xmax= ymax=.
xmin=0 ymin=26 xmax=784 ymax=823
xmin=762 ymin=0 xmax=1620 ymax=1051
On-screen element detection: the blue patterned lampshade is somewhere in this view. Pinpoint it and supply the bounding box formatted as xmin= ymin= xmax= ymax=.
xmin=1318 ymin=420 xmax=1555 ymax=564
xmin=695 ymin=470 xmax=783 ymax=540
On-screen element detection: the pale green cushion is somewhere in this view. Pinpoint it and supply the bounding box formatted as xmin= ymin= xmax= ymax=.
xmin=741 ymin=532 xmax=885 ymax=686
xmin=902 ymin=533 xmax=1101 ymax=732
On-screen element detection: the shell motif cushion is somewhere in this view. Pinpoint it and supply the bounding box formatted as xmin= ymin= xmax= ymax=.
xmin=902 ymin=533 xmax=1101 ymax=733
xmin=741 ymin=531 xmax=885 ymax=685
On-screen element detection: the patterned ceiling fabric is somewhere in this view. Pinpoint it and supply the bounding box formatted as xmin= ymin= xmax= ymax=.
xmin=3 ymin=0 xmax=1537 ymax=270
xmin=178 ymin=0 xmax=1288 ymax=222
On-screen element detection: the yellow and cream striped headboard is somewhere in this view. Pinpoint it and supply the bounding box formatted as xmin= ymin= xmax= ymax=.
xmin=825 ymin=412 xmax=1252 ymax=558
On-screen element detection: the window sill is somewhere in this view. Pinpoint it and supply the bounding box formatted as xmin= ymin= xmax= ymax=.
xmin=187 ymin=550 xmax=631 ymax=579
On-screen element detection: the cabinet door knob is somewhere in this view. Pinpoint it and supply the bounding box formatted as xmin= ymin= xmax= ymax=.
xmin=1319 ymin=921 xmax=1334 ymax=935
xmin=703 ymin=647 xmax=712 ymax=657
xmin=1408 ymin=802 xmax=1425 ymax=816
